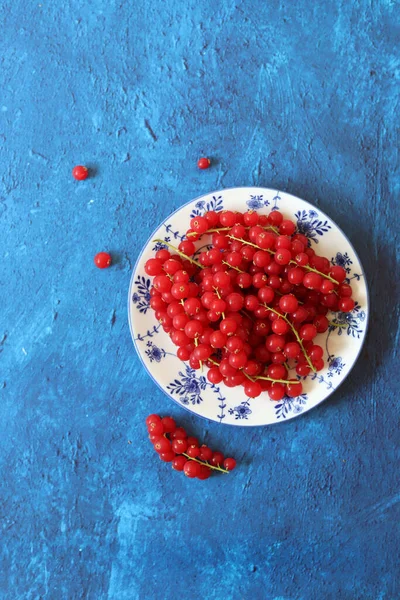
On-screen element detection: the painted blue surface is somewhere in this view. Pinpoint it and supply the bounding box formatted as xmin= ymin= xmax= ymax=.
xmin=0 ymin=1 xmax=399 ymax=598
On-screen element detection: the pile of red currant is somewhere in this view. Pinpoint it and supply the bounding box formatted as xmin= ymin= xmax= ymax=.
xmin=146 ymin=414 xmax=236 ymax=479
xmin=145 ymin=209 xmax=355 ymax=401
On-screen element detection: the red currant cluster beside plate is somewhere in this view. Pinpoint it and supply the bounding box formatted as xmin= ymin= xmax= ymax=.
xmin=146 ymin=414 xmax=236 ymax=479
xmin=144 ymin=209 xmax=356 ymax=401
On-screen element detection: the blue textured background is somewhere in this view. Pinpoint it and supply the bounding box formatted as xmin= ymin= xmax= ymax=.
xmin=1 ymin=1 xmax=399 ymax=599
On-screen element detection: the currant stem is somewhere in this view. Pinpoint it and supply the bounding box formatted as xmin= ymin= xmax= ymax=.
xmin=254 ymin=375 xmax=292 ymax=384
xmin=262 ymin=304 xmax=316 ymax=373
xmin=152 ymin=238 xmax=204 ymax=268
xmin=329 ymin=322 xmax=348 ymax=328
xmin=182 ymin=453 xmax=229 ymax=474
xmin=222 ymin=260 xmax=245 ymax=273
xmin=227 ymin=235 xmax=339 ymax=284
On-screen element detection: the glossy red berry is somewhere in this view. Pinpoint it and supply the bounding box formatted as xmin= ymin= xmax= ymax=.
xmin=72 ymin=165 xmax=88 ymax=180
xmin=94 ymin=252 xmax=112 ymax=269
xmin=197 ymin=157 xmax=211 ymax=170
xmin=172 ymin=456 xmax=188 ymax=471
xmin=223 ymin=458 xmax=236 ymax=471
xmin=161 ymin=416 xmax=176 ymax=434
xmin=210 ymin=451 xmax=224 ymax=467
xmin=159 ymin=451 xmax=176 ymax=462
xmin=183 ymin=461 xmax=201 ymax=478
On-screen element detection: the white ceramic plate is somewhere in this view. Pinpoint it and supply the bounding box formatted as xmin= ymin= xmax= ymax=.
xmin=128 ymin=187 xmax=369 ymax=426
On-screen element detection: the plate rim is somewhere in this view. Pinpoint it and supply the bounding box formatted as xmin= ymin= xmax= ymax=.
xmin=128 ymin=186 xmax=370 ymax=426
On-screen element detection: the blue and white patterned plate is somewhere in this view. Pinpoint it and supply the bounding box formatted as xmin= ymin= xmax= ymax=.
xmin=128 ymin=187 xmax=369 ymax=426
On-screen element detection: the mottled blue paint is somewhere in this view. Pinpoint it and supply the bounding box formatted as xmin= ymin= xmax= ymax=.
xmin=0 ymin=1 xmax=399 ymax=599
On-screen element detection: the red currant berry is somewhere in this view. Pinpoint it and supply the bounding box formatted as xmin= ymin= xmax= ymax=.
xmin=303 ymin=272 xmax=323 ymax=290
xmin=170 ymin=427 xmax=187 ymax=440
xmin=268 ymin=211 xmax=283 ymax=226
xmin=338 ymin=297 xmax=355 ymax=312
xmin=284 ymin=341 xmax=301 ymax=359
xmin=159 ymin=451 xmax=176 ymax=462
xmin=278 ymin=294 xmax=299 ymax=313
xmin=190 ymin=215 xmax=209 ymax=234
xmin=299 ymin=324 xmax=318 ymax=341
xmin=72 ymin=165 xmax=88 ymax=180
xmin=172 ymin=455 xmax=187 ymax=471
xmin=171 ymin=438 xmax=188 ymax=454
xmin=210 ymin=451 xmax=224 ymax=467
xmin=244 ymin=380 xmax=262 ymax=398
xmin=197 ymin=157 xmax=211 ymax=169
xmin=330 ymin=266 xmax=347 ymax=282
xmin=186 ymin=446 xmax=200 ymax=458
xmin=147 ymin=420 xmax=164 ymax=436
xmin=94 ymin=252 xmax=112 ymax=269
xmin=161 ymin=416 xmax=176 ymax=434
xmin=197 ymin=465 xmax=212 ymax=480
xmin=285 ymin=380 xmax=303 ymax=397
xmin=279 ymin=219 xmax=296 ymax=235
xmin=153 ymin=436 xmax=172 ymax=454
xmin=223 ymin=458 xmax=236 ymax=471
xmin=268 ymin=382 xmax=286 ymax=401
xmin=183 ymin=461 xmax=201 ymax=478
xmin=146 ymin=414 xmax=161 ymax=429
xmin=199 ymin=446 xmax=213 ymax=461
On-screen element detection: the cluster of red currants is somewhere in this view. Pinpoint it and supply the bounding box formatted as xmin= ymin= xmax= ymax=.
xmin=145 ymin=209 xmax=355 ymax=401
xmin=146 ymin=414 xmax=236 ymax=479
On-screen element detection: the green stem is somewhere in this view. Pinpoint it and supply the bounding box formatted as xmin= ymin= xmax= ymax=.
xmin=222 ymin=260 xmax=245 ymax=273
xmin=182 ymin=453 xmax=229 ymax=474
xmin=254 ymin=375 xmax=291 ymax=384
xmin=152 ymin=238 xmax=203 ymax=268
xmin=329 ymin=322 xmax=347 ymax=328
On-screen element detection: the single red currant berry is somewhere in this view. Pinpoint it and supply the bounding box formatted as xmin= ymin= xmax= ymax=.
xmin=284 ymin=341 xmax=301 ymax=359
xmin=186 ymin=446 xmax=200 ymax=458
xmin=183 ymin=461 xmax=201 ymax=478
xmin=161 ymin=416 xmax=176 ymax=434
xmin=223 ymin=458 xmax=236 ymax=471
xmin=303 ymin=272 xmax=323 ymax=290
xmin=197 ymin=157 xmax=211 ymax=170
xmin=330 ymin=266 xmax=347 ymax=282
xmin=268 ymin=382 xmax=286 ymax=401
xmin=285 ymin=380 xmax=303 ymax=397
xmin=338 ymin=283 xmax=353 ymax=297
xmin=210 ymin=451 xmax=224 ymax=467
xmin=72 ymin=165 xmax=88 ymax=180
xmin=338 ymin=297 xmax=355 ymax=312
xmin=172 ymin=455 xmax=187 ymax=471
xmin=153 ymin=436 xmax=172 ymax=454
xmin=268 ymin=211 xmax=283 ymax=226
xmin=159 ymin=451 xmax=176 ymax=462
xmin=171 ymin=438 xmax=188 ymax=454
xmin=278 ymin=294 xmax=299 ymax=313
xmin=170 ymin=427 xmax=187 ymax=440
xmin=199 ymin=446 xmax=213 ymax=461
xmin=314 ymin=315 xmax=329 ymax=333
xmin=197 ymin=465 xmax=212 ymax=480
xmin=146 ymin=414 xmax=161 ymax=428
xmin=147 ymin=420 xmax=164 ymax=436
xmin=145 ymin=258 xmax=164 ymax=276
xmin=94 ymin=252 xmax=112 ymax=269
xmin=244 ymin=380 xmax=262 ymax=398
xmin=299 ymin=324 xmax=318 ymax=341
xmin=178 ymin=240 xmax=196 ymax=256
xmin=279 ymin=219 xmax=296 ymax=235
